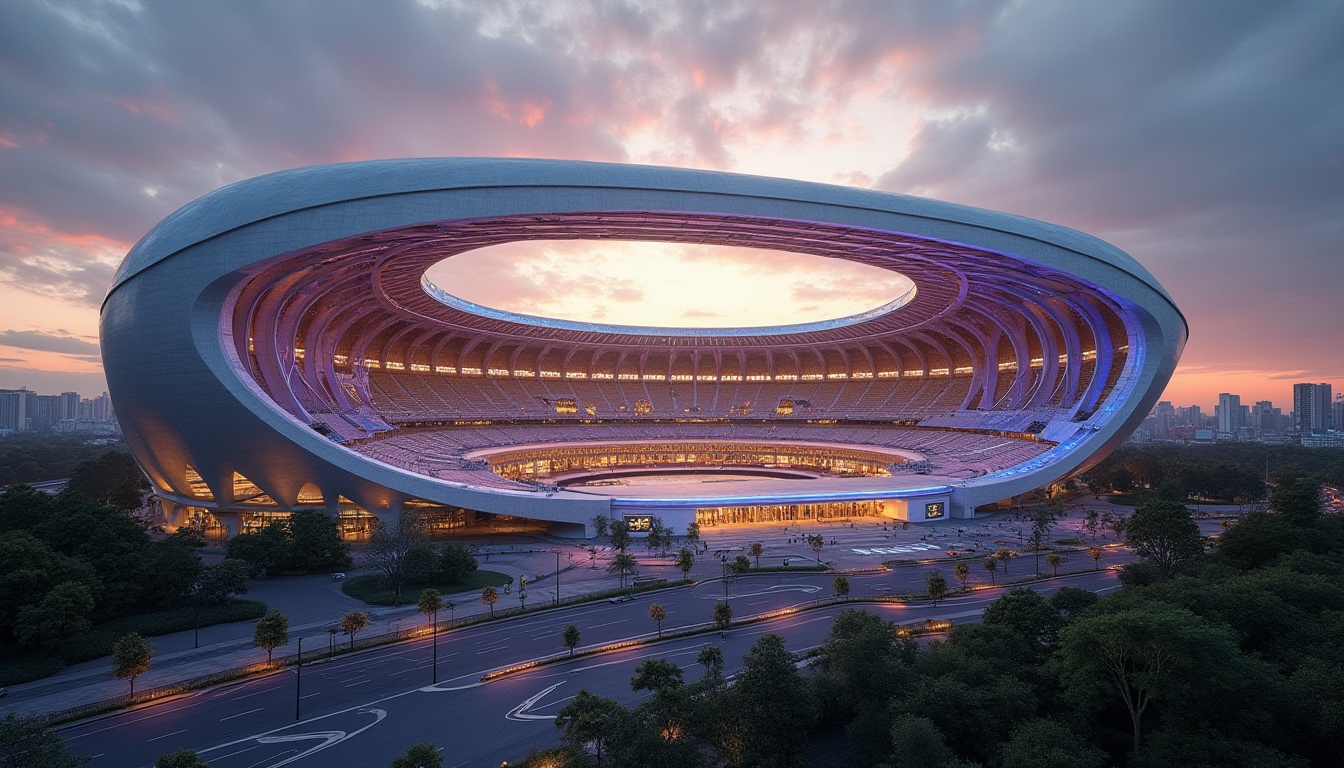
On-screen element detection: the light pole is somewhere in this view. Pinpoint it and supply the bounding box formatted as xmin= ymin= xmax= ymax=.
xmin=431 ymin=607 xmax=438 ymax=685
xmin=328 ymin=626 xmax=336 ymax=658
xmin=294 ymin=636 xmax=303 ymax=721
xmin=554 ymin=550 xmax=561 ymax=606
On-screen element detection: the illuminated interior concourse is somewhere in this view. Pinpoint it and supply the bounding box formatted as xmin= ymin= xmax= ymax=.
xmin=100 ymin=158 xmax=1185 ymax=538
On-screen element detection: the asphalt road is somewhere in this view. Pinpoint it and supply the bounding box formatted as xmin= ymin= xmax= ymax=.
xmin=60 ymin=567 xmax=1121 ymax=768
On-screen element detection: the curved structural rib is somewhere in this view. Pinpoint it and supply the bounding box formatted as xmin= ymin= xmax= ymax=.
xmin=101 ymin=158 xmax=1185 ymax=537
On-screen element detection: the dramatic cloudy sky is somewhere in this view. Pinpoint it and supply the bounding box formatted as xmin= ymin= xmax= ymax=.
xmin=1 ymin=0 xmax=1340 ymax=410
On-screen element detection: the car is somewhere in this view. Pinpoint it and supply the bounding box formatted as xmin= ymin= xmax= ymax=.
xmin=332 ymin=572 xmax=347 ymax=581
xmin=607 ymin=595 xmax=633 ymax=604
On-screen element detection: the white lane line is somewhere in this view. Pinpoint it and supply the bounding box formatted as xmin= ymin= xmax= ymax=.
xmin=219 ymin=707 xmax=264 ymax=722
xmin=505 ymin=682 xmax=565 ymax=721
xmin=343 ymin=679 xmax=372 ymax=687
xmin=147 ymin=729 xmax=187 ymax=742
xmin=475 ymin=645 xmax=509 ymax=655
xmin=301 ymin=692 xmax=322 ymax=699
xmin=586 ymin=619 xmax=629 ymax=630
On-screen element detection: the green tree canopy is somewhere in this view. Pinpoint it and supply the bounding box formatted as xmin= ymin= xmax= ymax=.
xmin=253 ymin=609 xmax=289 ymax=662
xmin=390 ymin=742 xmax=442 ymax=768
xmin=1124 ymin=500 xmax=1204 ymax=579
xmin=0 ymin=712 xmax=89 ymax=768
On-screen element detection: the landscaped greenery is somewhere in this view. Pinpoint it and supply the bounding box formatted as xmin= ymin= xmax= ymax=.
xmin=513 ymin=480 xmax=1344 ymax=767
xmin=0 ymin=434 xmax=133 ymax=487
xmin=341 ymin=569 xmax=511 ymax=606
xmin=0 ymin=599 xmax=265 ymax=685
xmin=0 ymin=453 xmax=263 ymax=685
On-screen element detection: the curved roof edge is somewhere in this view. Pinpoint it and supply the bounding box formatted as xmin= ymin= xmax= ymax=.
xmin=109 ymin=158 xmax=1177 ymax=316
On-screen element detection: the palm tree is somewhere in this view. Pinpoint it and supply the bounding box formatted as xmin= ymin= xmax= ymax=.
xmin=1088 ymin=546 xmax=1104 ymax=571
xmin=648 ymin=603 xmax=666 ymax=637
xmin=954 ymin=562 xmax=971 ymax=591
xmin=749 ymin=542 xmax=764 ymax=568
xmin=608 ymin=552 xmax=638 ymax=588
xmin=983 ymin=557 xmax=997 ymax=585
xmin=712 ymin=602 xmax=733 ymax=632
xmin=481 ymin=585 xmax=499 ymax=617
xmin=1045 ymin=553 xmax=1064 ymax=577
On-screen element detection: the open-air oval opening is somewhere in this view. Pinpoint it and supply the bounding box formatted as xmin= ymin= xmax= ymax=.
xmin=422 ymin=240 xmax=916 ymax=335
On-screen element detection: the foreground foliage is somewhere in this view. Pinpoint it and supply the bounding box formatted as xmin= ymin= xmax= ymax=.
xmin=517 ymin=481 xmax=1342 ymax=767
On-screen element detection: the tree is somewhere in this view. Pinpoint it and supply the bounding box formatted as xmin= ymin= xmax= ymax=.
xmin=1000 ymin=718 xmax=1105 ymax=768
xmin=365 ymin=517 xmax=428 ymax=606
xmin=437 ymin=543 xmax=477 ymax=583
xmin=562 ymin=623 xmax=581 ymax=656
xmin=982 ymin=588 xmax=1064 ymax=651
xmin=684 ymin=520 xmax=701 ymax=549
xmin=630 ymin=658 xmax=683 ymax=693
xmin=983 ymin=556 xmax=998 ymax=585
xmin=1045 ymin=553 xmax=1064 ymax=577
xmin=697 ymin=644 xmax=724 ymax=681
xmin=555 ymin=690 xmax=623 ymax=766
xmin=591 ymin=513 xmax=610 ymax=538
xmin=648 ymin=603 xmax=666 ymax=637
xmin=340 ymin=610 xmax=369 ymax=649
xmin=608 ymin=552 xmax=637 ymax=588
xmin=1125 ymin=499 xmax=1204 ymax=579
xmin=224 ymin=523 xmax=288 ymax=577
xmin=749 ymin=541 xmax=764 ymax=567
xmin=1215 ymin=510 xmax=1304 ymax=570
xmin=995 ymin=548 xmax=1017 ymax=576
xmin=1087 ymin=546 xmax=1103 ymax=571
xmin=112 ymin=632 xmax=153 ymax=697
xmin=807 ymin=533 xmax=825 ymax=564
xmin=390 ymin=742 xmax=442 ymax=768
xmin=676 ymin=547 xmax=694 ymax=581
xmin=480 ymin=585 xmax=499 ymax=617
xmin=1056 ymin=603 xmax=1244 ymax=754
xmin=0 ymin=712 xmax=89 ymax=768
xmin=646 ymin=516 xmax=672 ymax=556
xmin=609 ymin=518 xmax=631 ymax=552
xmin=253 ymin=609 xmax=289 ymax=663
xmin=731 ymin=634 xmax=818 ymax=766
xmin=1029 ymin=504 xmax=1059 ymax=575
xmin=195 ymin=558 xmax=250 ymax=603
xmin=14 ymin=580 xmax=94 ymax=649
xmin=402 ymin=543 xmax=439 ymax=586
xmin=924 ymin=571 xmax=949 ymax=606
xmin=1269 ymin=478 xmax=1322 ymax=527
xmin=730 ymin=554 xmax=751 ymax=575
xmin=418 ymin=588 xmax=442 ymax=627
xmin=954 ymin=562 xmax=972 ymax=591
xmin=712 ymin=601 xmax=733 ymax=632
xmin=65 ymin=450 xmax=149 ymax=510
xmin=154 ymin=748 xmax=209 ymax=767
xmin=889 ymin=715 xmax=953 ymax=768
xmin=1083 ymin=508 xmax=1101 ymax=542
xmin=833 ymin=574 xmax=851 ymax=598
xmin=284 ymin=509 xmax=349 ymax=573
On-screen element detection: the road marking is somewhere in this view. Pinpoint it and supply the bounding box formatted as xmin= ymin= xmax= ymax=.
xmin=587 ymin=619 xmax=629 ymax=630
xmin=506 ymin=682 xmax=565 ymax=721
xmin=220 ymin=707 xmax=264 ymax=722
xmin=199 ymin=708 xmax=387 ymax=768
xmin=146 ymin=729 xmax=186 ymax=742
xmin=343 ymin=679 xmax=372 ymax=687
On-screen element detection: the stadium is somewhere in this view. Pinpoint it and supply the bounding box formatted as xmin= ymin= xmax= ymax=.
xmin=100 ymin=159 xmax=1185 ymax=539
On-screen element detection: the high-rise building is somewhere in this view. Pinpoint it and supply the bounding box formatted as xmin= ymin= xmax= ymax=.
xmin=1333 ymin=395 xmax=1344 ymax=435
xmin=1251 ymin=400 xmax=1281 ymax=435
xmin=1217 ymin=393 xmax=1244 ymax=436
xmin=59 ymin=391 xmax=80 ymax=421
xmin=1293 ymin=383 xmax=1334 ymax=434
xmin=0 ymin=389 xmax=32 ymax=431
xmin=1153 ymin=401 xmax=1174 ymax=438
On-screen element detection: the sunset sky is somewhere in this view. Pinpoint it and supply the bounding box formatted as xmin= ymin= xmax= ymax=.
xmin=1 ymin=0 xmax=1340 ymax=411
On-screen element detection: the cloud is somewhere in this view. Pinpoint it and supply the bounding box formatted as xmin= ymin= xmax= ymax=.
xmin=0 ymin=329 xmax=100 ymax=355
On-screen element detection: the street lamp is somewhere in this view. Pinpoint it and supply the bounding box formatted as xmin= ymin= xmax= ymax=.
xmin=555 ymin=549 xmax=562 ymax=606
xmin=294 ymin=636 xmax=303 ymax=721
xmin=328 ymin=626 xmax=337 ymax=659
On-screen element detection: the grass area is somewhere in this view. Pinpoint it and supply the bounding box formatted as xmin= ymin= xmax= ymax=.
xmin=340 ymin=569 xmax=513 ymax=606
xmin=743 ymin=564 xmax=830 ymax=574
xmin=0 ymin=599 xmax=267 ymax=686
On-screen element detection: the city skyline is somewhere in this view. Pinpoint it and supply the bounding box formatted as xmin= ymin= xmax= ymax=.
xmin=1 ymin=2 xmax=1341 ymax=410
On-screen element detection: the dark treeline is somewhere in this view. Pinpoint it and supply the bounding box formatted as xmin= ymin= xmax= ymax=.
xmin=1086 ymin=443 xmax=1344 ymax=501
xmin=520 ymin=480 xmax=1343 ymax=767
xmin=0 ymin=434 xmax=132 ymax=487
xmin=224 ymin=510 xmax=352 ymax=577
xmin=0 ymin=457 xmax=255 ymax=679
